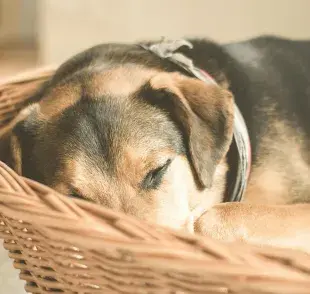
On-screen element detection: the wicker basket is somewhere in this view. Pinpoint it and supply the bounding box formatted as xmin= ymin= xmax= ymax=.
xmin=1 ymin=68 xmax=310 ymax=294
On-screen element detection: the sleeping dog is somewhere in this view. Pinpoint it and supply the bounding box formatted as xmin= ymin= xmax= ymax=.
xmin=1 ymin=36 xmax=310 ymax=252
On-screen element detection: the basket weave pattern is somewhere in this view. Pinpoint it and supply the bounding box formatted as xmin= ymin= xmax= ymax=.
xmin=1 ymin=69 xmax=310 ymax=294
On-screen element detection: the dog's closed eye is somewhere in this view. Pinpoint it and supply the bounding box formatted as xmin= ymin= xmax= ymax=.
xmin=141 ymin=159 xmax=172 ymax=190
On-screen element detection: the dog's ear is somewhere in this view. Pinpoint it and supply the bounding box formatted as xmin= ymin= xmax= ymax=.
xmin=0 ymin=104 xmax=39 ymax=174
xmin=0 ymin=131 xmax=22 ymax=174
xmin=145 ymin=73 xmax=234 ymax=188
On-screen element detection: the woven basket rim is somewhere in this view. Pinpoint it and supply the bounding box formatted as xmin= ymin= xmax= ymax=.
xmin=0 ymin=65 xmax=57 ymax=86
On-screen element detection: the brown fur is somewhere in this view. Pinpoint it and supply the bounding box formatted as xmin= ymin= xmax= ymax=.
xmin=38 ymin=65 xmax=160 ymax=119
xmin=244 ymin=109 xmax=310 ymax=205
xmin=149 ymin=72 xmax=234 ymax=188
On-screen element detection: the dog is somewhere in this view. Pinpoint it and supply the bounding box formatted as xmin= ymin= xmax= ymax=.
xmin=1 ymin=36 xmax=310 ymax=252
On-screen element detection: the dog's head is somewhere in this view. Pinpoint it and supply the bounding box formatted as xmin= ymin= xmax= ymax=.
xmin=1 ymin=44 xmax=234 ymax=230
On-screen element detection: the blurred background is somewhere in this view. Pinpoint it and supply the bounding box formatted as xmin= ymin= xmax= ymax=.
xmin=0 ymin=0 xmax=310 ymax=293
xmin=1 ymin=0 xmax=310 ymax=79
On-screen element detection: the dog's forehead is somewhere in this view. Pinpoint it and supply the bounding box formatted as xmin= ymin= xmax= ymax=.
xmin=38 ymin=65 xmax=160 ymax=119
xmin=88 ymin=65 xmax=160 ymax=96
xmin=58 ymin=95 xmax=182 ymax=159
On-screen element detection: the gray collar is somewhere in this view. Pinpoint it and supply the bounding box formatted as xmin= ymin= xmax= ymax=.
xmin=140 ymin=39 xmax=251 ymax=202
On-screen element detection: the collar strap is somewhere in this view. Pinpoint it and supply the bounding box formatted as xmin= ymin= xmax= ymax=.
xmin=140 ymin=39 xmax=251 ymax=202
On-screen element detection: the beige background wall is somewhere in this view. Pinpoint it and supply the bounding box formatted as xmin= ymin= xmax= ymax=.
xmin=0 ymin=0 xmax=36 ymax=45
xmin=37 ymin=0 xmax=310 ymax=64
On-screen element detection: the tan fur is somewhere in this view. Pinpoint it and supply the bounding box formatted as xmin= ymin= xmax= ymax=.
xmin=38 ymin=83 xmax=82 ymax=119
xmin=244 ymin=118 xmax=310 ymax=205
xmin=38 ymin=66 xmax=160 ymax=119
xmin=10 ymin=135 xmax=22 ymax=175
xmin=195 ymin=203 xmax=310 ymax=253
xmin=88 ymin=65 xmax=160 ymax=97
xmin=0 ymin=104 xmax=32 ymax=172
xmin=118 ymin=145 xmax=175 ymax=188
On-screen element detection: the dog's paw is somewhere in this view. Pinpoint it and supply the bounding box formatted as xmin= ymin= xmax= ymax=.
xmin=194 ymin=203 xmax=310 ymax=253
xmin=194 ymin=203 xmax=249 ymax=242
